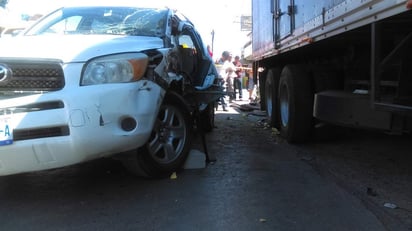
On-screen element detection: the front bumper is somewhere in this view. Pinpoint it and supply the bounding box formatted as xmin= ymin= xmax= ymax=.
xmin=0 ymin=80 xmax=164 ymax=176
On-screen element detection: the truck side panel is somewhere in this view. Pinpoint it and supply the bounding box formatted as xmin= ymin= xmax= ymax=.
xmin=252 ymin=0 xmax=274 ymax=59
xmin=253 ymin=0 xmax=409 ymax=60
xmin=277 ymin=0 xmax=346 ymax=42
xmin=293 ymin=0 xmax=346 ymax=30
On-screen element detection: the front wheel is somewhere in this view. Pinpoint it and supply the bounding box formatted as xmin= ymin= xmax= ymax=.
xmin=278 ymin=65 xmax=313 ymax=143
xmin=122 ymin=98 xmax=192 ymax=178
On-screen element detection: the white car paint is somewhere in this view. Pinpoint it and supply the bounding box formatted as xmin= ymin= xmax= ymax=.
xmin=0 ymin=28 xmax=166 ymax=176
xmin=0 ymin=80 xmax=164 ymax=175
xmin=0 ymin=35 xmax=164 ymax=62
xmin=0 ymin=5 xmax=221 ymax=176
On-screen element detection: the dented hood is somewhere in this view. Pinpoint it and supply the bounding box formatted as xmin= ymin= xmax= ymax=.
xmin=0 ymin=35 xmax=164 ymax=63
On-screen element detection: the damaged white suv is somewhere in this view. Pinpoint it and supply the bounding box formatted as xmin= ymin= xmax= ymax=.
xmin=0 ymin=5 xmax=222 ymax=177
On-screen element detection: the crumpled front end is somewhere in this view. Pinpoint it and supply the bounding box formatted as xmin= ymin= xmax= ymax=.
xmin=0 ymin=59 xmax=164 ymax=176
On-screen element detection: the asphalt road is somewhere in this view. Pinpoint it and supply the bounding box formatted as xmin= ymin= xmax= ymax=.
xmin=0 ymin=99 xmax=391 ymax=231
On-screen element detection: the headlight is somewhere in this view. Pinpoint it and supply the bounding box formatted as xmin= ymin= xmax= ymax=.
xmin=81 ymin=53 xmax=148 ymax=85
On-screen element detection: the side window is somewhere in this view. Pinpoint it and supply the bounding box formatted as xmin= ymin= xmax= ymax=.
xmin=47 ymin=16 xmax=82 ymax=34
xmin=178 ymin=35 xmax=195 ymax=49
xmin=177 ymin=34 xmax=197 ymax=77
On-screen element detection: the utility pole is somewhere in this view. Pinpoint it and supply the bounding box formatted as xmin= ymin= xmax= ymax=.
xmin=211 ymin=29 xmax=215 ymax=55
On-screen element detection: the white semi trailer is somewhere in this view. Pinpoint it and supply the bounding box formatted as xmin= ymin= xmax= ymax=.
xmin=252 ymin=0 xmax=412 ymax=142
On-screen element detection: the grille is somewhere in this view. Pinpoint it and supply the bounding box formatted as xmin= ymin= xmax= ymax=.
xmin=0 ymin=101 xmax=64 ymax=115
xmin=0 ymin=59 xmax=65 ymax=91
xmin=13 ymin=126 xmax=70 ymax=141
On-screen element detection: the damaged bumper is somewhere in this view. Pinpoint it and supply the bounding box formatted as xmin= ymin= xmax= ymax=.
xmin=0 ymin=80 xmax=164 ymax=176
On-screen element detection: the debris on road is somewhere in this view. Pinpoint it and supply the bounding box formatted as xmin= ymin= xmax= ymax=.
xmin=170 ymin=172 xmax=177 ymax=180
xmin=259 ymin=218 xmax=267 ymax=223
xmin=383 ymin=203 xmax=398 ymax=209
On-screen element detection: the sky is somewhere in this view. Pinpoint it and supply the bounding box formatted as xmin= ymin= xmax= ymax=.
xmin=0 ymin=0 xmax=251 ymax=60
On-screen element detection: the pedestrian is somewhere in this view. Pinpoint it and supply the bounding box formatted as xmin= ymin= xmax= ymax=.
xmin=407 ymin=0 xmax=412 ymax=9
xmin=222 ymin=53 xmax=236 ymax=102
xmin=217 ymin=50 xmax=229 ymax=64
xmin=215 ymin=51 xmax=231 ymax=111
xmin=246 ymin=68 xmax=256 ymax=103
xmin=232 ymin=55 xmax=243 ymax=100
xmin=207 ymin=45 xmax=213 ymax=58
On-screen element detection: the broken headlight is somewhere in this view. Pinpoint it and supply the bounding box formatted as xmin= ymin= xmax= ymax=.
xmin=81 ymin=53 xmax=148 ymax=85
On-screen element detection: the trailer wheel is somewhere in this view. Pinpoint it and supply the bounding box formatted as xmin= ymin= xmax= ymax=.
xmin=278 ymin=65 xmax=313 ymax=142
xmin=265 ymin=68 xmax=282 ymax=128
xmin=122 ymin=96 xmax=192 ymax=178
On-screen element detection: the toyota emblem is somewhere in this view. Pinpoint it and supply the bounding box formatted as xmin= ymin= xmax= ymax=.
xmin=0 ymin=64 xmax=12 ymax=84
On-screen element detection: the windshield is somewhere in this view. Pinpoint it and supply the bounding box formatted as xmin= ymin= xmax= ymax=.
xmin=25 ymin=6 xmax=168 ymax=37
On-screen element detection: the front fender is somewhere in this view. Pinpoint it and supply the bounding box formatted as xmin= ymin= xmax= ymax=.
xmin=163 ymin=91 xmax=192 ymax=114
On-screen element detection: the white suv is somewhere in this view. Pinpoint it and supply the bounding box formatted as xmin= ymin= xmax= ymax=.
xmin=0 ymin=5 xmax=222 ymax=177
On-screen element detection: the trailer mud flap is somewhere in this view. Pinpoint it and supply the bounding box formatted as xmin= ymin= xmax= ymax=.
xmin=314 ymin=90 xmax=392 ymax=130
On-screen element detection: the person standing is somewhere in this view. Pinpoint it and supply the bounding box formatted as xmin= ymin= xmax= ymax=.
xmin=215 ymin=51 xmax=231 ymax=111
xmin=217 ymin=50 xmax=229 ymax=64
xmin=222 ymin=53 xmax=236 ymax=102
xmin=232 ymin=55 xmax=243 ymax=100
xmin=246 ymin=67 xmax=256 ymax=102
xmin=207 ymin=45 xmax=213 ymax=58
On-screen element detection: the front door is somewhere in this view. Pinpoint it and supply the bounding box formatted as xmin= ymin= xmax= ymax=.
xmin=177 ymin=25 xmax=215 ymax=88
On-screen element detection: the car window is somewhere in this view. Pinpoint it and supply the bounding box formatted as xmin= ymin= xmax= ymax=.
xmin=178 ymin=35 xmax=195 ymax=49
xmin=46 ymin=16 xmax=82 ymax=34
xmin=25 ymin=7 xmax=168 ymax=37
xmin=120 ymin=9 xmax=167 ymax=37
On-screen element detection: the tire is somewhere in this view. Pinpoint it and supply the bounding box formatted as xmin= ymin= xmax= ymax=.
xmin=198 ymin=102 xmax=215 ymax=132
xmin=264 ymin=68 xmax=281 ymax=128
xmin=122 ymin=96 xmax=192 ymax=178
xmin=278 ymin=65 xmax=313 ymax=143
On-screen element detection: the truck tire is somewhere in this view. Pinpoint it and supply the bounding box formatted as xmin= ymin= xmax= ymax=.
xmin=265 ymin=68 xmax=281 ymax=128
xmin=278 ymin=65 xmax=313 ymax=142
xmin=122 ymin=96 xmax=192 ymax=178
